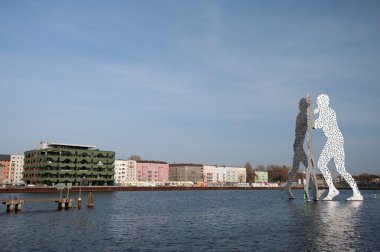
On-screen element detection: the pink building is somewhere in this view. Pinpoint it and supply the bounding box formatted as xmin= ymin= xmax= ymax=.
xmin=136 ymin=161 xmax=169 ymax=182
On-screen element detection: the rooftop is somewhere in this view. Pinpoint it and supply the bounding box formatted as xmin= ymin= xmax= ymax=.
xmin=0 ymin=154 xmax=11 ymax=161
xmin=36 ymin=141 xmax=96 ymax=150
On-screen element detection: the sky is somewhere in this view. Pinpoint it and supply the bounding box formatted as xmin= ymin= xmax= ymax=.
xmin=0 ymin=0 xmax=379 ymax=175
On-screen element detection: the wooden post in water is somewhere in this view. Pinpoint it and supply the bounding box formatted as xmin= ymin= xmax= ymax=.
xmin=86 ymin=192 xmax=94 ymax=208
xmin=6 ymin=202 xmax=14 ymax=213
xmin=58 ymin=198 xmax=66 ymax=210
xmin=78 ymin=178 xmax=82 ymax=209
xmin=77 ymin=197 xmax=82 ymax=209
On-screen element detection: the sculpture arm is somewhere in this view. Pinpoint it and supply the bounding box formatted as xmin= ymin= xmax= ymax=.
xmin=314 ymin=117 xmax=322 ymax=129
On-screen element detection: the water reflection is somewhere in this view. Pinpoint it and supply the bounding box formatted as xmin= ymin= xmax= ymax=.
xmin=305 ymin=201 xmax=363 ymax=251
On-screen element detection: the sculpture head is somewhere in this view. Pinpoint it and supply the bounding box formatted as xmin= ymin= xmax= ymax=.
xmin=316 ymin=94 xmax=329 ymax=109
xmin=299 ymin=98 xmax=308 ymax=112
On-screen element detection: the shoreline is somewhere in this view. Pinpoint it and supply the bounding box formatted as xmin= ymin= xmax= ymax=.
xmin=1 ymin=186 xmax=379 ymax=193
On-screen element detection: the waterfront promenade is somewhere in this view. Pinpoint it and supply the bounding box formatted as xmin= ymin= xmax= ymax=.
xmin=0 ymin=186 xmax=282 ymax=193
xmin=1 ymin=185 xmax=379 ymax=194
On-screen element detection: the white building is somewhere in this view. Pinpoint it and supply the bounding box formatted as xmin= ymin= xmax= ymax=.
xmin=213 ymin=167 xmax=226 ymax=183
xmin=114 ymin=159 xmax=137 ymax=185
xmin=254 ymin=171 xmax=268 ymax=183
xmin=203 ymin=165 xmax=216 ymax=182
xmin=225 ymin=166 xmax=246 ymax=183
xmin=211 ymin=166 xmax=247 ymax=184
xmin=9 ymin=154 xmax=24 ymax=185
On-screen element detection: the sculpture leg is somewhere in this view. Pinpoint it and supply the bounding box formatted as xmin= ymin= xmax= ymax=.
xmin=317 ymin=149 xmax=339 ymax=200
xmin=334 ymin=154 xmax=363 ymax=201
xmin=284 ymin=153 xmax=301 ymax=199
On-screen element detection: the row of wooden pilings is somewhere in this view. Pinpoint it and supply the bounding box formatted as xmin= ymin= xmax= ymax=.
xmin=5 ymin=199 xmax=23 ymax=212
xmin=2 ymin=192 xmax=95 ymax=213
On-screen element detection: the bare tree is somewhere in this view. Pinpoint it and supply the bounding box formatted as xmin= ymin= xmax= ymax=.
xmin=128 ymin=154 xmax=142 ymax=161
xmin=245 ymin=162 xmax=255 ymax=183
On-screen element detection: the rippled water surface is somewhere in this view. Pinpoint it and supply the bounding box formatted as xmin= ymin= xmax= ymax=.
xmin=1 ymin=190 xmax=379 ymax=251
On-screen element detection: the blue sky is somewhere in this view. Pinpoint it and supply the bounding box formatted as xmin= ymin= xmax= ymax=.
xmin=1 ymin=1 xmax=379 ymax=174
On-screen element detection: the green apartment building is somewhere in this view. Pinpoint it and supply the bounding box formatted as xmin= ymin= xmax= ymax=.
xmin=23 ymin=142 xmax=115 ymax=186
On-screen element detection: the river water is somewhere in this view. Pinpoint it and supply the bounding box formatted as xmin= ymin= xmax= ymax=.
xmin=0 ymin=189 xmax=379 ymax=251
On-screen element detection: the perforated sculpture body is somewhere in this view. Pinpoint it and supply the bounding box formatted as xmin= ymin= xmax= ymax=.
xmin=314 ymin=94 xmax=363 ymax=201
xmin=284 ymin=98 xmax=308 ymax=199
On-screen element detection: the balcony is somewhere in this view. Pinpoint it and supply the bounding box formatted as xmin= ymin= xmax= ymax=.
xmin=60 ymin=156 xmax=76 ymax=163
xmin=45 ymin=156 xmax=60 ymax=162
xmin=93 ymin=157 xmax=108 ymax=164
xmin=93 ymin=171 xmax=108 ymax=176
xmin=60 ymin=170 xmax=76 ymax=176
xmin=60 ymin=163 xmax=76 ymax=169
xmin=77 ymin=156 xmax=92 ymax=163
xmin=57 ymin=178 xmax=76 ymax=183
xmin=43 ymin=170 xmax=59 ymax=175
xmin=77 ymin=150 xmax=93 ymax=157
xmin=88 ymin=177 xmax=114 ymax=181
xmin=43 ymin=178 xmax=59 ymax=183
xmin=77 ymin=170 xmax=92 ymax=176
xmin=60 ymin=149 xmax=76 ymax=156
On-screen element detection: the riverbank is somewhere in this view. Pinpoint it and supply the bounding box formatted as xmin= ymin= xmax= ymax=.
xmin=1 ymin=185 xmax=379 ymax=193
xmin=0 ymin=186 xmax=280 ymax=193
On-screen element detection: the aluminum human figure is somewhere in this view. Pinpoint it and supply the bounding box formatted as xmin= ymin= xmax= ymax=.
xmin=284 ymin=98 xmax=308 ymax=199
xmin=314 ymin=94 xmax=363 ymax=201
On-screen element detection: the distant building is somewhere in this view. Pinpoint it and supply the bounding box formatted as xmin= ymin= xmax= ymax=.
xmin=0 ymin=154 xmax=10 ymax=184
xmin=213 ymin=166 xmax=226 ymax=183
xmin=9 ymin=154 xmax=24 ymax=185
xmin=114 ymin=160 xmax=127 ymax=185
xmin=0 ymin=163 xmax=4 ymax=184
xmin=254 ymin=171 xmax=268 ymax=183
xmin=126 ymin=160 xmax=137 ymax=181
xmin=169 ymin=163 xmax=203 ymax=182
xmin=225 ymin=166 xmax=246 ymax=183
xmin=23 ymin=141 xmax=115 ymax=186
xmin=137 ymin=161 xmax=169 ymax=182
xmin=114 ymin=159 xmax=137 ymax=185
xmin=203 ymin=165 xmax=216 ymax=182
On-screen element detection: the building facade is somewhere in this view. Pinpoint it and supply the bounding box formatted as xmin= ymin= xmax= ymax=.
xmin=114 ymin=160 xmax=127 ymax=185
xmin=9 ymin=154 xmax=24 ymax=185
xmin=213 ymin=166 xmax=226 ymax=183
xmin=136 ymin=161 xmax=169 ymax=182
xmin=169 ymin=163 xmax=204 ymax=182
xmin=0 ymin=154 xmax=10 ymax=184
xmin=126 ymin=160 xmax=137 ymax=181
xmin=23 ymin=142 xmax=115 ymax=186
xmin=114 ymin=159 xmax=137 ymax=185
xmin=225 ymin=166 xmax=246 ymax=183
xmin=254 ymin=171 xmax=268 ymax=183
xmin=211 ymin=166 xmax=247 ymax=184
xmin=203 ymin=165 xmax=216 ymax=182
xmin=0 ymin=163 xmax=4 ymax=184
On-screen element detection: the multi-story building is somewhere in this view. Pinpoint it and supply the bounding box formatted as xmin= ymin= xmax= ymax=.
xmin=126 ymin=160 xmax=137 ymax=181
xmin=225 ymin=166 xmax=246 ymax=183
xmin=23 ymin=142 xmax=115 ymax=186
xmin=211 ymin=166 xmax=247 ymax=184
xmin=114 ymin=160 xmax=137 ymax=185
xmin=0 ymin=163 xmax=4 ymax=184
xmin=254 ymin=170 xmax=268 ymax=183
xmin=213 ymin=166 xmax=226 ymax=183
xmin=9 ymin=154 xmax=24 ymax=185
xmin=203 ymin=165 xmax=216 ymax=182
xmin=0 ymin=154 xmax=10 ymax=184
xmin=114 ymin=160 xmax=127 ymax=185
xmin=169 ymin=163 xmax=204 ymax=182
xmin=137 ymin=161 xmax=169 ymax=182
